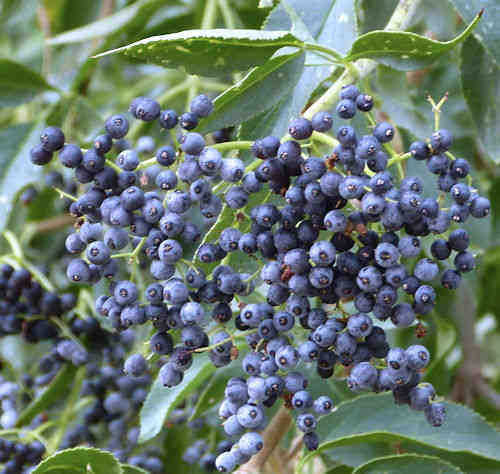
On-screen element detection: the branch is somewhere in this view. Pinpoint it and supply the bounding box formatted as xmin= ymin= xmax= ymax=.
xmin=303 ymin=0 xmax=422 ymax=119
xmin=235 ymin=405 xmax=292 ymax=474
xmin=451 ymin=285 xmax=500 ymax=409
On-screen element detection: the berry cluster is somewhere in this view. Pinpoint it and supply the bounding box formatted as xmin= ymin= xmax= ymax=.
xmin=0 ymin=437 xmax=45 ymax=474
xmin=27 ymin=84 xmax=489 ymax=472
xmin=0 ymin=263 xmax=165 ymax=471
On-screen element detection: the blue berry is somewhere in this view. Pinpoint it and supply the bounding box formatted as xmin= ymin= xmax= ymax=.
xmin=105 ymin=114 xmax=129 ymax=139
xmin=311 ymin=111 xmax=333 ymax=132
xmin=40 ymin=126 xmax=65 ymax=152
xmin=288 ymin=117 xmax=313 ymax=140
xmin=336 ymin=99 xmax=356 ymax=119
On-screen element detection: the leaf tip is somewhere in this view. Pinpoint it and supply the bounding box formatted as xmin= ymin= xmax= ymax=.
xmin=478 ymin=7 xmax=485 ymax=18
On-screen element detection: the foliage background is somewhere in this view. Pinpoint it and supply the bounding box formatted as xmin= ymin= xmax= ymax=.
xmin=0 ymin=0 xmax=499 ymax=473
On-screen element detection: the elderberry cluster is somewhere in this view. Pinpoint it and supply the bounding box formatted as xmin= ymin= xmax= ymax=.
xmin=27 ymin=83 xmax=489 ymax=473
xmin=0 ymin=263 xmax=167 ymax=471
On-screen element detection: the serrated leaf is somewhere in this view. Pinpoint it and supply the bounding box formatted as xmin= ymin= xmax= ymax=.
xmin=299 ymin=393 xmax=500 ymax=470
xmin=121 ymin=465 xmax=148 ymax=474
xmin=461 ymin=35 xmax=500 ymax=163
xmin=16 ymin=364 xmax=77 ymax=426
xmin=346 ymin=10 xmax=482 ymax=70
xmin=353 ymin=454 xmax=463 ymax=474
xmin=0 ymin=123 xmax=45 ymax=232
xmin=32 ymin=447 xmax=121 ymax=474
xmin=198 ymin=51 xmax=305 ymax=134
xmin=95 ymin=29 xmax=304 ymax=76
xmin=139 ymin=353 xmax=215 ymax=442
xmin=0 ymin=59 xmax=55 ymax=108
xmin=450 ymin=0 xmax=500 ymax=66
xmin=47 ymin=0 xmax=162 ymax=45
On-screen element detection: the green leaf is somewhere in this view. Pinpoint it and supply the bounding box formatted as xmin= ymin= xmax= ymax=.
xmin=357 ymin=0 xmax=398 ymax=34
xmin=43 ymin=0 xmax=101 ymax=34
xmin=0 ymin=59 xmax=54 ymax=108
xmin=16 ymin=364 xmax=77 ymax=426
xmin=47 ymin=0 xmax=162 ymax=45
xmin=263 ymin=0 xmax=334 ymax=38
xmin=0 ymin=122 xmax=45 ymax=232
xmin=198 ymin=51 xmax=305 ymax=134
xmin=94 ymin=29 xmax=304 ymax=76
xmin=121 ymin=465 xmax=148 ymax=474
xmin=353 ymin=454 xmax=463 ymax=474
xmin=325 ymin=467 xmax=354 ymax=474
xmin=461 ymin=35 xmax=500 ymax=163
xmin=299 ymin=393 xmax=500 ymax=470
xmin=450 ymin=1 xmax=500 ymax=66
xmin=346 ymin=10 xmax=482 ymax=70
xmin=238 ymin=0 xmax=356 ymax=143
xmin=32 ymin=447 xmax=122 ymax=474
xmin=316 ymin=0 xmax=357 ymax=55
xmin=323 ymin=442 xmax=393 ymax=469
xmin=139 ymin=353 xmax=215 ymax=442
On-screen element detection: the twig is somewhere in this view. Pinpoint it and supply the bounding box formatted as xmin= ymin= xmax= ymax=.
xmin=235 ymin=405 xmax=292 ymax=474
xmin=29 ymin=214 xmax=74 ymax=233
xmin=451 ymin=286 xmax=500 ymax=409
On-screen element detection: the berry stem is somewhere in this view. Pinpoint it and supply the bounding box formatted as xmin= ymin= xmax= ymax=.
xmin=427 ymin=92 xmax=448 ymax=131
xmin=2 ymin=230 xmax=24 ymax=260
xmin=387 ymin=152 xmax=412 ymax=167
xmin=105 ymin=158 xmax=122 ymax=174
xmin=53 ymin=186 xmax=77 ymax=202
xmin=212 ymin=140 xmax=254 ymax=152
xmin=311 ymin=131 xmax=338 ymax=148
xmin=193 ymin=329 xmax=258 ymax=353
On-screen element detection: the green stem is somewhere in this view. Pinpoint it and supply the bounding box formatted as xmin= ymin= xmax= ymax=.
xmin=212 ymin=140 xmax=254 ymax=152
xmin=53 ymin=186 xmax=77 ymax=202
xmin=3 ymin=230 xmax=23 ymax=259
xmin=218 ymin=0 xmax=237 ymax=28
xmin=303 ymin=42 xmax=344 ymax=63
xmin=105 ymin=158 xmax=122 ymax=173
xmin=137 ymin=140 xmax=254 ymax=171
xmin=50 ymin=317 xmax=86 ymax=349
xmin=0 ymin=252 xmax=55 ymax=292
xmin=387 ymin=152 xmax=412 ymax=167
xmin=302 ymin=0 xmax=422 ymax=120
xmin=201 ymin=0 xmax=218 ymax=29
xmin=193 ymin=329 xmax=258 ymax=353
xmin=311 ymin=131 xmax=338 ymax=148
